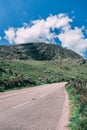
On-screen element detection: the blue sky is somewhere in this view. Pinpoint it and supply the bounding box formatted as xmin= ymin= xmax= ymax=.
xmin=0 ymin=0 xmax=87 ymax=58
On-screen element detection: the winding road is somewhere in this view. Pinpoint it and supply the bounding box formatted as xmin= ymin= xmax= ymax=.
xmin=0 ymin=82 xmax=69 ymax=130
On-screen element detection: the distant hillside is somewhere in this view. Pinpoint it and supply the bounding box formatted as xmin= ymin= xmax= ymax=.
xmin=0 ymin=42 xmax=84 ymax=64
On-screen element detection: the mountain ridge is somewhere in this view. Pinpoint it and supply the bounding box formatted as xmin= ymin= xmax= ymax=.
xmin=0 ymin=42 xmax=84 ymax=64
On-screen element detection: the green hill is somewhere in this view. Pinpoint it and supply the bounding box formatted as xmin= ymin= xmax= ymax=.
xmin=0 ymin=42 xmax=86 ymax=130
xmin=0 ymin=42 xmax=83 ymax=64
xmin=0 ymin=42 xmax=86 ymax=92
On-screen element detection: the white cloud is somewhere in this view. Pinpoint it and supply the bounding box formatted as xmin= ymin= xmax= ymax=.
xmin=5 ymin=28 xmax=16 ymax=44
xmin=4 ymin=13 xmax=72 ymax=44
xmin=4 ymin=13 xmax=87 ymax=57
xmin=58 ymin=26 xmax=87 ymax=56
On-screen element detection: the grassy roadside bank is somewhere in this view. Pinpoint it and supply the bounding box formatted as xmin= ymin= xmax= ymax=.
xmin=66 ymin=80 xmax=87 ymax=130
xmin=0 ymin=59 xmax=76 ymax=92
xmin=0 ymin=59 xmax=87 ymax=130
xmin=1 ymin=59 xmax=87 ymax=92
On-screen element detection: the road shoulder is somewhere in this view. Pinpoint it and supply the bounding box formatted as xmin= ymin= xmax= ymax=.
xmin=56 ymin=86 xmax=69 ymax=130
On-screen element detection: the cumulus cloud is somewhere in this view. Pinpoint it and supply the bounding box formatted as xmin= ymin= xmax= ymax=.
xmin=5 ymin=28 xmax=16 ymax=44
xmin=4 ymin=13 xmax=87 ymax=57
xmin=4 ymin=13 xmax=72 ymax=44
xmin=58 ymin=26 xmax=87 ymax=56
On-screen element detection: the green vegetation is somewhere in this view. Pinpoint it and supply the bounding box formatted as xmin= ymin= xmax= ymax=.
xmin=0 ymin=58 xmax=87 ymax=92
xmin=0 ymin=42 xmax=87 ymax=129
xmin=66 ymin=79 xmax=87 ymax=130
xmin=0 ymin=59 xmax=63 ymax=91
xmin=0 ymin=42 xmax=84 ymax=92
xmin=0 ymin=43 xmax=83 ymax=63
xmin=0 ymin=60 xmax=36 ymax=92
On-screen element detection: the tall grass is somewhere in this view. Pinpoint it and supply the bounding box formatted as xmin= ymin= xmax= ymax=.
xmin=66 ymin=79 xmax=87 ymax=130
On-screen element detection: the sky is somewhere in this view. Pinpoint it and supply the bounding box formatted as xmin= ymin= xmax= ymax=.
xmin=0 ymin=0 xmax=87 ymax=58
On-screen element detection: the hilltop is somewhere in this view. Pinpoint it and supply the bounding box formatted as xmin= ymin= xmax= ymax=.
xmin=0 ymin=42 xmax=86 ymax=92
xmin=0 ymin=42 xmax=84 ymax=64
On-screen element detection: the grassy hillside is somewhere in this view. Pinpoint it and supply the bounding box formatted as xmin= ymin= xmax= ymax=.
xmin=0 ymin=42 xmax=86 ymax=91
xmin=0 ymin=42 xmax=87 ymax=129
xmin=0 ymin=58 xmax=87 ymax=91
xmin=66 ymin=79 xmax=87 ymax=130
xmin=0 ymin=59 xmax=87 ymax=130
xmin=0 ymin=42 xmax=84 ymax=64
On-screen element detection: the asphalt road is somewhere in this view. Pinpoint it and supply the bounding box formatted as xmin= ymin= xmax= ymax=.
xmin=0 ymin=82 xmax=68 ymax=130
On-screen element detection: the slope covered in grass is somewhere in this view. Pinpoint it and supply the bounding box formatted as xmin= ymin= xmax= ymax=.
xmin=0 ymin=42 xmax=87 ymax=130
xmin=0 ymin=59 xmax=87 ymax=92
xmin=0 ymin=43 xmax=83 ymax=65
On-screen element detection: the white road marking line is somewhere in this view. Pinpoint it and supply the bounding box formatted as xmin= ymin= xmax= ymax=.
xmin=12 ymin=101 xmax=31 ymax=109
xmin=0 ymin=90 xmax=32 ymax=99
xmin=9 ymin=89 xmax=60 ymax=109
xmin=0 ymin=91 xmax=29 ymax=99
